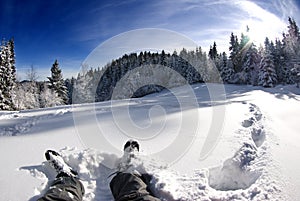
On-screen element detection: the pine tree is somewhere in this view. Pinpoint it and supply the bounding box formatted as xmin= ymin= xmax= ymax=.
xmin=209 ymin=42 xmax=218 ymax=60
xmin=207 ymin=42 xmax=222 ymax=82
xmin=220 ymin=52 xmax=235 ymax=83
xmin=65 ymin=77 xmax=75 ymax=104
xmin=240 ymin=33 xmax=250 ymax=50
xmin=73 ymin=71 xmax=95 ymax=103
xmin=283 ymin=17 xmax=300 ymax=57
xmin=241 ymin=43 xmax=260 ymax=85
xmin=291 ymin=64 xmax=300 ymax=88
xmin=0 ymin=38 xmax=17 ymax=110
xmin=197 ymin=48 xmax=209 ymax=82
xmin=238 ymin=32 xmax=251 ymax=73
xmin=95 ymin=66 xmax=113 ymax=102
xmin=47 ymin=60 xmax=68 ymax=104
xmin=282 ymin=17 xmax=300 ymax=84
xmin=273 ymin=39 xmax=286 ymax=84
xmin=0 ymin=40 xmax=6 ymax=109
xmin=258 ymin=50 xmax=277 ymax=87
xmin=229 ymin=32 xmax=240 ymax=72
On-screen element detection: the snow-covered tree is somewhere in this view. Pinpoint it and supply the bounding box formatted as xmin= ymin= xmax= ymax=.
xmin=220 ymin=53 xmax=235 ymax=83
xmin=229 ymin=28 xmax=252 ymax=76
xmin=39 ymin=82 xmax=63 ymax=108
xmin=22 ymin=65 xmax=40 ymax=109
xmin=196 ymin=48 xmax=209 ymax=82
xmin=0 ymin=38 xmax=17 ymax=110
xmin=273 ymin=39 xmax=287 ymax=84
xmin=229 ymin=32 xmax=240 ymax=72
xmin=209 ymin=42 xmax=218 ymax=60
xmin=26 ymin=65 xmax=39 ymax=82
xmin=282 ymin=17 xmax=300 ymax=84
xmin=73 ymin=71 xmax=95 ymax=103
xmin=47 ymin=60 xmax=68 ymax=104
xmin=291 ymin=64 xmax=300 ymax=88
xmin=14 ymin=81 xmax=40 ymax=110
xmin=7 ymin=39 xmax=17 ymax=95
xmin=187 ymin=47 xmax=205 ymax=82
xmin=65 ymin=77 xmax=75 ymax=104
xmin=13 ymin=83 xmax=27 ymax=110
xmin=258 ymin=51 xmax=277 ymax=87
xmin=241 ymin=43 xmax=260 ymax=85
xmin=283 ymin=17 xmax=300 ymax=59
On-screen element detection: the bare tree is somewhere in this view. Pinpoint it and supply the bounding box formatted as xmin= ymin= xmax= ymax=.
xmin=26 ymin=65 xmax=39 ymax=82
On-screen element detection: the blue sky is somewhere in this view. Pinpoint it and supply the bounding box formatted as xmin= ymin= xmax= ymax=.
xmin=1 ymin=0 xmax=300 ymax=80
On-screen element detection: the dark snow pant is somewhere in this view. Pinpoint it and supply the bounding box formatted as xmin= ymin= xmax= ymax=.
xmin=110 ymin=172 xmax=161 ymax=201
xmin=37 ymin=175 xmax=85 ymax=201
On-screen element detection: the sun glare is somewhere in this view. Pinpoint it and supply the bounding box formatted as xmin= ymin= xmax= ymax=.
xmin=237 ymin=1 xmax=287 ymax=46
xmin=239 ymin=18 xmax=286 ymax=46
xmin=241 ymin=20 xmax=268 ymax=45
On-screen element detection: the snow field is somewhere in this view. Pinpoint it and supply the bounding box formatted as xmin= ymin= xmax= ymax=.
xmin=0 ymin=83 xmax=299 ymax=200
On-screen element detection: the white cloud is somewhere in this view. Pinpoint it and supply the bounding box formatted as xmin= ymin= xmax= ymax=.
xmin=272 ymin=0 xmax=300 ymax=22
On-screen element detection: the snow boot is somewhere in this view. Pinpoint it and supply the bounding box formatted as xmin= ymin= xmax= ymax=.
xmin=123 ymin=139 xmax=140 ymax=153
xmin=45 ymin=150 xmax=78 ymax=178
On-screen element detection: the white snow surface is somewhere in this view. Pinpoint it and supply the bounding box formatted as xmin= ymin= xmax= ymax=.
xmin=0 ymin=83 xmax=299 ymax=201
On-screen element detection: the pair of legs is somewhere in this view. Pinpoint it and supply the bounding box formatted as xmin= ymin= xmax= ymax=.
xmin=38 ymin=173 xmax=160 ymax=201
xmin=38 ymin=149 xmax=161 ymax=201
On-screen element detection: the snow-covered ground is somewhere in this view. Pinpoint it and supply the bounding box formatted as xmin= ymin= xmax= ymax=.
xmin=0 ymin=83 xmax=299 ymax=201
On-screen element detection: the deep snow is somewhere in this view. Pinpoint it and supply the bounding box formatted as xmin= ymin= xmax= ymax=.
xmin=0 ymin=83 xmax=299 ymax=201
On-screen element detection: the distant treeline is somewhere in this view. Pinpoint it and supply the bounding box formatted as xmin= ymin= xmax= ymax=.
xmin=1 ymin=17 xmax=300 ymax=110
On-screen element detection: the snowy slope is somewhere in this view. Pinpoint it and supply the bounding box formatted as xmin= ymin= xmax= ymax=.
xmin=0 ymin=83 xmax=299 ymax=201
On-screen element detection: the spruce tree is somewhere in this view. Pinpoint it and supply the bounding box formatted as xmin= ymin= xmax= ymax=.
xmin=229 ymin=32 xmax=240 ymax=72
xmin=291 ymin=64 xmax=300 ymax=88
xmin=220 ymin=52 xmax=235 ymax=83
xmin=0 ymin=38 xmax=17 ymax=110
xmin=258 ymin=50 xmax=277 ymax=87
xmin=282 ymin=17 xmax=300 ymax=84
xmin=209 ymin=42 xmax=218 ymax=60
xmin=0 ymin=40 xmax=6 ymax=110
xmin=241 ymin=43 xmax=260 ymax=85
xmin=273 ymin=39 xmax=286 ymax=84
xmin=283 ymin=17 xmax=300 ymax=57
xmin=65 ymin=77 xmax=75 ymax=104
xmin=238 ymin=32 xmax=251 ymax=73
xmin=47 ymin=60 xmax=68 ymax=104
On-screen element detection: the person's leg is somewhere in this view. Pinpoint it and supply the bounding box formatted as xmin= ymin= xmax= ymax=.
xmin=110 ymin=172 xmax=161 ymax=201
xmin=37 ymin=174 xmax=84 ymax=201
xmin=38 ymin=150 xmax=85 ymax=201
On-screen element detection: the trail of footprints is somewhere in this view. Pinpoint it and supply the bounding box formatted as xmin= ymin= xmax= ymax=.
xmin=209 ymin=102 xmax=266 ymax=191
xmin=245 ymin=103 xmax=265 ymax=147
